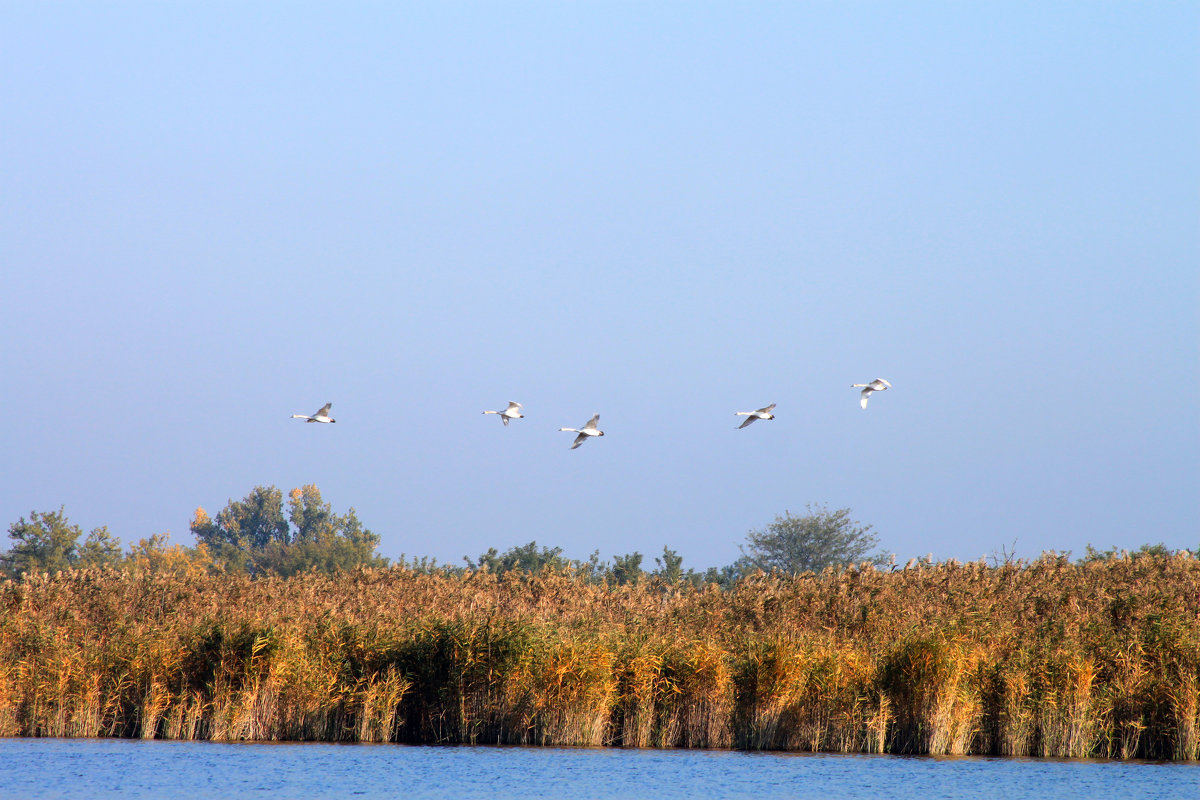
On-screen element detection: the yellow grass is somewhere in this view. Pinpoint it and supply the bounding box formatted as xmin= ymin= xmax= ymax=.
xmin=1 ymin=553 xmax=1197 ymax=758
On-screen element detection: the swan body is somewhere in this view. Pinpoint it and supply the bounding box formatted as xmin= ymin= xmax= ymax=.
xmin=851 ymin=379 xmax=891 ymax=409
xmin=483 ymin=401 xmax=524 ymax=426
xmin=292 ymin=402 xmax=336 ymax=423
xmin=559 ymin=413 xmax=604 ymax=449
xmin=735 ymin=403 xmax=776 ymax=429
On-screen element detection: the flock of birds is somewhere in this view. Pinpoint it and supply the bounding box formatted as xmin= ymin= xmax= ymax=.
xmin=290 ymin=379 xmax=893 ymax=450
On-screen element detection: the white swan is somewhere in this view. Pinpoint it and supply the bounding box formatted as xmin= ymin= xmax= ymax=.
xmin=735 ymin=403 xmax=776 ymax=429
xmin=851 ymin=379 xmax=891 ymax=409
xmin=559 ymin=413 xmax=604 ymax=449
xmin=483 ymin=401 xmax=524 ymax=427
xmin=292 ymin=402 xmax=336 ymax=423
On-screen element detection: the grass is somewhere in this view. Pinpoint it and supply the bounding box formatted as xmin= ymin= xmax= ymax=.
xmin=1 ymin=553 xmax=1198 ymax=758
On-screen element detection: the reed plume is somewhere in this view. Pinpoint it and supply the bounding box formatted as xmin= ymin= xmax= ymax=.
xmin=1 ymin=553 xmax=1197 ymax=758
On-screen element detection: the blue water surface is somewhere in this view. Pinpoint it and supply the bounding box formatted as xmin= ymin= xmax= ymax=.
xmin=0 ymin=738 xmax=1196 ymax=800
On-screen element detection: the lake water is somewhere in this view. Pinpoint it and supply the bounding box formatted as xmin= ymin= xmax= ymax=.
xmin=0 ymin=739 xmax=1195 ymax=800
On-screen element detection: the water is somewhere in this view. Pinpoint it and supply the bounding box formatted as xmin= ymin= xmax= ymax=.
xmin=0 ymin=739 xmax=1195 ymax=800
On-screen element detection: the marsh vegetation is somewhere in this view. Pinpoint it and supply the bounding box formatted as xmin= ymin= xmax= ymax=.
xmin=2 ymin=553 xmax=1197 ymax=759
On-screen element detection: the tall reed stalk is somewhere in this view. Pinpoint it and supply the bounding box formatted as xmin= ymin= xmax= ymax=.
xmin=1 ymin=554 xmax=1197 ymax=758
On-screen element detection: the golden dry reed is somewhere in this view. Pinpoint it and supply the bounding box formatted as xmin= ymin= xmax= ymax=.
xmin=1 ymin=553 xmax=1198 ymax=759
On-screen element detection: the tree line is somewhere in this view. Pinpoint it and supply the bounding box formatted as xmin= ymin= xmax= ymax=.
xmin=1 ymin=484 xmax=1186 ymax=583
xmin=0 ymin=486 xmax=385 ymax=580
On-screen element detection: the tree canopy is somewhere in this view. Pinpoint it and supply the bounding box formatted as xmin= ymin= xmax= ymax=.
xmin=0 ymin=508 xmax=124 ymax=578
xmin=0 ymin=485 xmax=389 ymax=580
xmin=11 ymin=492 xmax=1197 ymax=588
xmin=466 ymin=541 xmax=570 ymax=575
xmin=191 ymin=484 xmax=387 ymax=576
xmin=738 ymin=504 xmax=887 ymax=575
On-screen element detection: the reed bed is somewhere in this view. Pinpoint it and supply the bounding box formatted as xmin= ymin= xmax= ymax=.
xmin=1 ymin=554 xmax=1198 ymax=758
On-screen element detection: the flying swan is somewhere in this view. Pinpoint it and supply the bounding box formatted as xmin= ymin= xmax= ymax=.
xmin=559 ymin=414 xmax=604 ymax=449
xmin=291 ymin=402 xmax=336 ymax=423
xmin=735 ymin=403 xmax=776 ymax=429
xmin=483 ymin=401 xmax=524 ymax=426
xmin=851 ymin=379 xmax=891 ymax=409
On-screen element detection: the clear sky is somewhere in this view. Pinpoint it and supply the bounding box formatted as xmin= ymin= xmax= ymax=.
xmin=2 ymin=2 xmax=1197 ymax=571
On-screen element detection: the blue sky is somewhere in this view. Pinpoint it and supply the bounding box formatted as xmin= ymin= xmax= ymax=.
xmin=2 ymin=3 xmax=1196 ymax=571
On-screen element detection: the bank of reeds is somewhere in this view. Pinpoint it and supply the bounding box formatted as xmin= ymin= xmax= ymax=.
xmin=1 ymin=554 xmax=1197 ymax=759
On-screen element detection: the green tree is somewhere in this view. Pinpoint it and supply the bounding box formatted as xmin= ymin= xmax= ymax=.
xmin=1 ymin=508 xmax=123 ymax=578
xmin=287 ymin=484 xmax=337 ymax=544
xmin=216 ymin=485 xmax=290 ymax=550
xmin=191 ymin=485 xmax=386 ymax=576
xmin=191 ymin=485 xmax=290 ymax=573
xmin=740 ymin=504 xmax=885 ymax=575
xmin=467 ymin=541 xmax=570 ymax=575
xmin=653 ymin=546 xmax=685 ymax=583
xmin=609 ymin=551 xmax=643 ymax=585
xmin=260 ymin=486 xmax=387 ymax=576
xmin=702 ymin=562 xmax=749 ymax=589
xmin=649 ymin=546 xmax=713 ymax=588
xmin=77 ymin=526 xmax=123 ymax=568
